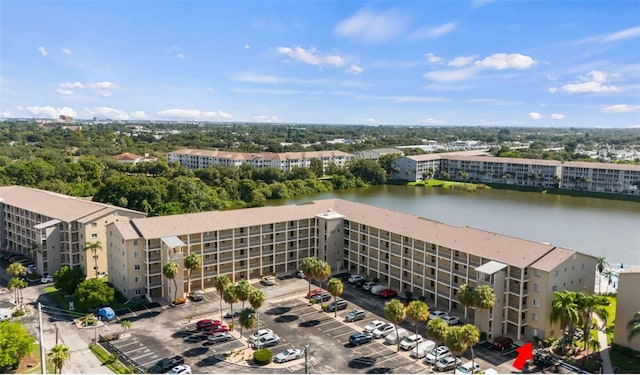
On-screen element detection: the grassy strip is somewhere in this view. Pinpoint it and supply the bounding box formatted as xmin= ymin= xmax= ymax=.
xmin=603 ymin=296 xmax=616 ymax=345
xmin=89 ymin=343 xmax=131 ymax=374
xmin=23 ymin=344 xmax=56 ymax=374
xmin=409 ymin=179 xmax=489 ymax=191
xmin=610 ymin=349 xmax=640 ymax=373
xmin=44 ymin=283 xmax=145 ymax=314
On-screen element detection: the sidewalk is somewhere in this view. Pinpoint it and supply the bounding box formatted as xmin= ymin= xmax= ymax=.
xmin=595 ymin=315 xmax=614 ymax=374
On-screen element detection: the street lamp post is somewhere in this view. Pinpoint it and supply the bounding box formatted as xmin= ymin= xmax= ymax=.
xmin=304 ymin=342 xmax=310 ymax=374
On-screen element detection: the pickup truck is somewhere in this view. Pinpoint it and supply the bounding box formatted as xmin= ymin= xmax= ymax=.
xmin=148 ymin=355 xmax=184 ymax=373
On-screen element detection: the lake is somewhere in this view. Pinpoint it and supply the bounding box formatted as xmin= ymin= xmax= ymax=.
xmin=267 ymin=185 xmax=640 ymax=268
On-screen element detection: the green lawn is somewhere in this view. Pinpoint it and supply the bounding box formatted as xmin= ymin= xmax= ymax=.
xmin=22 ymin=344 xmax=56 ymax=374
xmin=610 ymin=348 xmax=640 ymax=373
xmin=89 ymin=343 xmax=132 ymax=374
xmin=44 ymin=281 xmax=145 ymax=315
xmin=604 ymin=296 xmax=616 ymax=345
xmin=409 ymin=179 xmax=489 ymax=191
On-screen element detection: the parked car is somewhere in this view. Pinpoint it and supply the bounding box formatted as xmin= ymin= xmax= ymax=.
xmin=188 ymin=291 xmax=204 ymax=302
xmin=442 ymin=315 xmax=460 ymax=326
xmin=492 ymin=336 xmax=514 ymax=350
xmin=379 ymin=288 xmax=398 ymax=298
xmin=429 ymin=310 xmax=448 ymax=320
xmin=372 ymin=323 xmax=395 ymax=339
xmin=400 ymin=334 xmax=424 ymax=351
xmin=314 ymin=292 xmax=332 ymax=303
xmin=370 ymin=284 xmax=386 ymax=295
xmin=249 ymin=328 xmax=274 ymax=343
xmin=457 ymin=360 xmax=481 ymax=374
xmin=348 ymin=275 xmax=364 ymax=284
xmin=150 ymin=356 xmax=184 ymax=373
xmin=306 ymin=288 xmax=324 ymax=299
xmin=201 ymin=325 xmax=229 ymax=335
xmin=424 ymin=345 xmax=451 ymax=364
xmin=260 ymin=276 xmax=276 ymax=286
xmin=40 ymin=274 xmax=54 ymax=283
xmin=362 ymin=281 xmax=378 ymax=291
xmin=355 ymin=278 xmax=369 ymax=288
xmin=206 ymin=332 xmax=232 ymax=344
xmin=294 ymin=270 xmax=305 ymax=279
xmin=385 ymin=328 xmax=410 ymax=345
xmin=224 ymin=309 xmax=242 ymax=319
xmin=253 ymin=334 xmax=280 ymax=349
xmin=411 ymin=340 xmax=436 ymax=359
xmin=324 ymin=299 xmax=348 ymax=312
xmin=196 ymin=319 xmax=222 ymax=330
xmin=344 ymin=309 xmax=366 ymax=322
xmin=363 ymin=320 xmax=385 ymax=333
xmin=434 ymin=356 xmax=461 ymax=372
xmin=168 ymin=365 xmax=191 ymax=375
xmin=349 ymin=333 xmax=373 ymax=346
xmin=274 ymin=348 xmax=305 ymax=363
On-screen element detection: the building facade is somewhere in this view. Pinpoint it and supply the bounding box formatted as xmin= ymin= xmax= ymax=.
xmin=108 ymin=198 xmax=596 ymax=342
xmin=561 ymin=161 xmax=640 ymax=195
xmin=0 ymin=186 xmax=146 ymax=277
xmin=613 ymin=266 xmax=640 ymax=352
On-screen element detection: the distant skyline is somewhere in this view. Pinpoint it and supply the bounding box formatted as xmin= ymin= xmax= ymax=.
xmin=1 ymin=1 xmax=639 ymax=128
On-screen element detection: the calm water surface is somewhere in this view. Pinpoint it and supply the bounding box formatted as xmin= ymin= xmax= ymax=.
xmin=267 ymin=185 xmax=640 ymax=267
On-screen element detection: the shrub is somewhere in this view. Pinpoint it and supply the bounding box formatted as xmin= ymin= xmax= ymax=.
xmin=12 ymin=308 xmax=26 ymax=317
xmin=480 ymin=331 xmax=487 ymax=341
xmin=253 ymin=349 xmax=273 ymax=366
xmin=309 ymin=298 xmax=317 ymax=304
xmin=228 ymin=323 xmax=234 ymax=331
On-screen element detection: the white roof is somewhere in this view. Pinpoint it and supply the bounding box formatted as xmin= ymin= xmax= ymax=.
xmin=475 ymin=260 xmax=508 ymax=274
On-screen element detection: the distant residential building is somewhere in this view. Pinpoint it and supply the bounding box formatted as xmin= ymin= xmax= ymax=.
xmin=114 ymin=152 xmax=158 ymax=164
xmin=167 ymin=148 xmax=354 ymax=173
xmin=58 ymin=115 xmax=73 ymax=123
xmin=613 ymin=266 xmax=640 ymax=352
xmin=560 ymin=161 xmax=640 ymax=195
xmin=352 ymin=148 xmax=404 ymax=162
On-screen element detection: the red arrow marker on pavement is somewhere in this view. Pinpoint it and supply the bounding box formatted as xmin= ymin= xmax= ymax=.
xmin=513 ymin=342 xmax=533 ymax=370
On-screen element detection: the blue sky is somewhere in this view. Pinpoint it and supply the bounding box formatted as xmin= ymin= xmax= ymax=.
xmin=1 ymin=1 xmax=639 ymax=127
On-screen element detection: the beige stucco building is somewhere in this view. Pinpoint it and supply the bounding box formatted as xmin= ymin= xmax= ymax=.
xmin=108 ymin=198 xmax=596 ymax=342
xmin=613 ymin=266 xmax=640 ymax=352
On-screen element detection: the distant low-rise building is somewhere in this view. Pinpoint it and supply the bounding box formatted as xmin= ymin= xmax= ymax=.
xmin=113 ymin=152 xmax=158 ymax=164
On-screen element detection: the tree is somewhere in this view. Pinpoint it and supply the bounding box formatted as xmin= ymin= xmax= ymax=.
xmin=121 ymin=320 xmax=132 ymax=335
xmin=461 ymin=324 xmax=480 ymax=372
xmin=588 ymin=337 xmax=601 ymax=358
xmin=235 ymin=280 xmax=252 ymax=335
xmin=183 ymin=253 xmax=201 ymax=294
xmin=575 ymin=293 xmax=609 ymax=354
xmin=473 ymin=285 xmax=496 ymax=310
xmin=309 ymin=158 xmax=324 ymax=177
xmin=406 ymin=300 xmax=429 ymax=336
xmin=596 ymin=257 xmax=607 ymax=294
xmin=6 ymin=262 xmax=26 ymax=279
xmin=0 ymin=321 xmax=34 ymax=370
xmin=427 ymin=318 xmax=449 ymax=365
xmin=457 ymin=284 xmax=475 ymax=321
xmin=53 ymin=266 xmax=86 ymax=295
xmin=445 ymin=326 xmax=468 ymax=374
xmin=627 ymin=311 xmax=640 ymax=342
xmin=222 ymin=284 xmax=238 ymax=328
xmin=85 ymin=240 xmax=103 ymax=278
xmin=327 ymin=278 xmax=344 ymax=318
xmin=300 ymin=257 xmax=317 ymax=297
xmin=8 ymin=277 xmax=27 ymax=307
xmin=239 ymin=308 xmax=257 ymax=347
xmin=313 ymin=259 xmax=331 ymax=289
xmin=215 ymin=275 xmax=231 ymax=321
xmin=384 ymin=299 xmax=406 ymax=352
xmin=75 ymin=278 xmax=115 ymax=309
xmin=601 ymin=269 xmax=615 ymax=294
xmin=48 ymin=343 xmax=71 ymax=374
xmin=550 ymin=290 xmax=580 ymax=353
xmin=162 ymin=260 xmax=179 ymax=304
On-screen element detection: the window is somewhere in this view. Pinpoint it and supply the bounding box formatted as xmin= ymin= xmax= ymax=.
xmin=552 ymin=285 xmax=558 ymax=291
xmin=133 ymin=239 xmax=138 ymax=246
xmin=135 ymin=289 xmax=141 ymax=295
xmin=532 ymin=299 xmax=539 ymax=307
xmin=135 ymin=277 xmax=141 ymax=283
xmin=532 ymin=313 xmax=538 ymax=321
xmin=534 ymin=269 xmax=541 ymax=277
xmin=91 ymin=222 xmax=97 ymax=227
xmin=91 ymin=233 xmax=98 ymax=238
xmin=134 ymin=251 xmax=140 ymax=259
xmin=134 ymin=264 xmax=141 ymax=270
xmin=533 ymin=283 xmax=539 ymax=292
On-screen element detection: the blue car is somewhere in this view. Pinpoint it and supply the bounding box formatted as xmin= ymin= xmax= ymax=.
xmin=349 ymin=333 xmax=373 ymax=346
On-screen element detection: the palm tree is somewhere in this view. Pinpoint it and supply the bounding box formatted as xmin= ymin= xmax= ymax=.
xmin=601 ymin=269 xmax=616 ymax=294
xmin=384 ymin=299 xmax=406 ymax=352
xmin=550 ymin=290 xmax=580 ymax=353
xmin=627 ymin=311 xmax=640 ymax=342
xmin=427 ymin=318 xmax=449 ymax=365
xmin=8 ymin=277 xmax=27 ymax=308
xmin=162 ymin=260 xmax=179 ymax=305
xmin=588 ymin=337 xmax=601 ymax=358
xmin=222 ymin=284 xmax=238 ymax=328
xmin=7 ymin=262 xmax=26 ymax=278
xmin=406 ymin=300 xmax=429 ymax=336
xmin=473 ymin=285 xmax=496 ymax=310
xmin=6 ymin=262 xmax=26 ymax=307
xmin=313 ymin=259 xmax=331 ymax=289
xmin=249 ymin=288 xmax=265 ymax=311
xmin=120 ymin=320 xmax=132 ymax=336
xmin=327 ymin=278 xmax=344 ymax=318
xmin=85 ymin=240 xmax=103 ymax=278
xmin=239 ymin=308 xmax=257 ymax=347
xmin=299 ymin=257 xmax=317 ymax=297
xmin=575 ymin=292 xmax=609 ymax=354
xmin=445 ymin=326 xmax=468 ymax=374
xmin=461 ymin=324 xmax=480 ymax=371
xmin=48 ymin=343 xmax=71 ymax=374
xmin=457 ymin=284 xmax=475 ymax=321
xmin=183 ymin=253 xmax=201 ymax=294
xmin=234 ymin=280 xmax=252 ymax=335
xmin=596 ymin=257 xmax=607 ymax=294
xmin=215 ymin=275 xmax=231 ymax=321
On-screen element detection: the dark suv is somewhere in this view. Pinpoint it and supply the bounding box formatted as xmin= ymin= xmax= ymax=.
xmin=149 ymin=355 xmax=184 ymax=373
xmin=492 ymin=336 xmax=514 ymax=350
xmin=325 ymin=299 xmax=348 ymax=312
xmin=349 ymin=333 xmax=373 ymax=346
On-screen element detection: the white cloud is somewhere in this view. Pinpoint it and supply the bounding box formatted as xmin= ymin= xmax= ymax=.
xmin=81 ymin=107 xmax=130 ymax=120
xmin=231 ymin=73 xmax=282 ymax=84
xmin=176 ymin=53 xmax=185 ymax=59
xmin=551 ymin=113 xmax=565 ymax=119
xmin=412 ymin=22 xmax=457 ymax=40
xmin=157 ymin=108 xmax=232 ymax=120
xmin=59 ymin=81 xmax=119 ymax=97
xmin=474 ymin=53 xmax=536 ymax=70
xmin=602 ymin=104 xmax=640 ymax=113
xmin=59 ymin=82 xmax=84 ymax=89
xmin=207 ymin=88 xmax=215 ymax=94
xmin=56 ymin=89 xmax=73 ymax=96
xmin=334 ymin=9 xmax=409 ymax=43
xmin=130 ymin=111 xmax=148 ymax=120
xmin=528 ymin=112 xmax=542 ymax=120
xmin=423 ymin=66 xmax=479 ymax=82
xmin=422 ymin=83 xmax=473 ymax=91
xmin=420 ymin=118 xmax=443 ymax=125
xmin=62 ymin=48 xmax=72 ymax=55
xmin=425 ymin=53 xmax=444 ymax=65
xmin=244 ymin=44 xmax=251 ymax=49
xmin=277 ymin=46 xmax=345 ymax=67
xmin=548 ymin=87 xmax=558 ymax=93
xmin=253 ymin=115 xmax=280 ymax=122
xmin=561 ymin=70 xmax=621 ymax=93
xmin=448 ymin=56 xmax=474 ymax=67
xmin=603 ymin=26 xmax=640 ymax=42
xmin=86 ymin=81 xmax=118 ymax=90
xmin=232 ymin=88 xmax=302 ymax=95
xmin=346 ymin=64 xmax=363 ymax=75
xmin=24 ymin=106 xmax=77 ymax=118
xmin=37 ymin=46 xmax=48 ymax=57
xmin=364 ymin=118 xmax=377 ymax=124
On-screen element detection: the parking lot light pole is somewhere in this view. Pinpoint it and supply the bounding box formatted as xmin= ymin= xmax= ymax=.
xmin=304 ymin=342 xmax=310 ymax=374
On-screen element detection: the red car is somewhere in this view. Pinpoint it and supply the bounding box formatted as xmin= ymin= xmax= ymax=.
xmin=201 ymin=325 xmax=229 ymax=335
xmin=196 ymin=319 xmax=222 ymax=330
xmin=379 ymin=289 xmax=398 ymax=299
xmin=492 ymin=336 xmax=514 ymax=350
xmin=306 ymin=288 xmax=325 ymax=299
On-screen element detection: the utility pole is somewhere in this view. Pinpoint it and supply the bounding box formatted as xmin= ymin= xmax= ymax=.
xmin=304 ymin=342 xmax=310 ymax=374
xmin=38 ymin=303 xmax=45 ymax=375
xmin=55 ymin=323 xmax=59 ymax=345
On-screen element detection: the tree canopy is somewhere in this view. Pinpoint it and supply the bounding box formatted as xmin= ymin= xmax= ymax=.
xmin=75 ymin=278 xmax=115 ymax=309
xmin=0 ymin=321 xmax=34 ymax=371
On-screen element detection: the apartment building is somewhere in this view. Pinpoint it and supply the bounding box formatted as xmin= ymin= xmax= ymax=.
xmin=390 ymin=154 xmax=442 ymax=181
xmin=108 ymin=198 xmax=595 ymax=342
xmin=166 ymin=148 xmax=354 ymax=173
xmin=0 ymin=186 xmax=146 ymax=277
xmin=613 ymin=266 xmax=640 ymax=352
xmin=561 ymin=161 xmax=640 ymax=195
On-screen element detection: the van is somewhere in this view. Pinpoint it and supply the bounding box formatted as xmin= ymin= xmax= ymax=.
xmin=410 ymin=340 xmax=436 ymax=358
xmin=384 ymin=327 xmax=409 ymax=345
xmin=344 ymin=309 xmax=366 ymax=322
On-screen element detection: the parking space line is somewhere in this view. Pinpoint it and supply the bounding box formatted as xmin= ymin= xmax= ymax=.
xmin=139 ymin=356 xmax=161 ymax=367
xmin=131 ymin=350 xmax=153 ymax=361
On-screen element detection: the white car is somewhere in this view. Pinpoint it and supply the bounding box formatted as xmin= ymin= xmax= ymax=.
xmin=424 ymin=346 xmax=452 ymax=364
xmin=362 ymin=281 xmax=378 ymax=291
xmin=457 ymin=361 xmax=481 ymax=374
xmin=348 ymin=275 xmax=364 ymax=284
xmin=253 ymin=334 xmax=280 ymax=349
xmin=442 ymin=315 xmax=460 ymax=326
xmin=249 ymin=328 xmax=274 ymax=343
xmin=429 ymin=310 xmax=447 ymax=320
xmin=168 ymin=365 xmax=191 ymax=375
xmin=41 ymin=274 xmax=54 ymax=283
xmin=434 ymin=356 xmax=461 ymax=372
xmin=206 ymin=332 xmax=232 ymax=344
xmin=399 ymin=334 xmax=424 ymax=351
xmin=363 ymin=320 xmax=385 ymax=333
xmin=273 ymin=348 xmax=304 ymax=363
xmin=372 ymin=323 xmax=395 ymax=339
xmin=260 ymin=276 xmax=276 ymax=286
